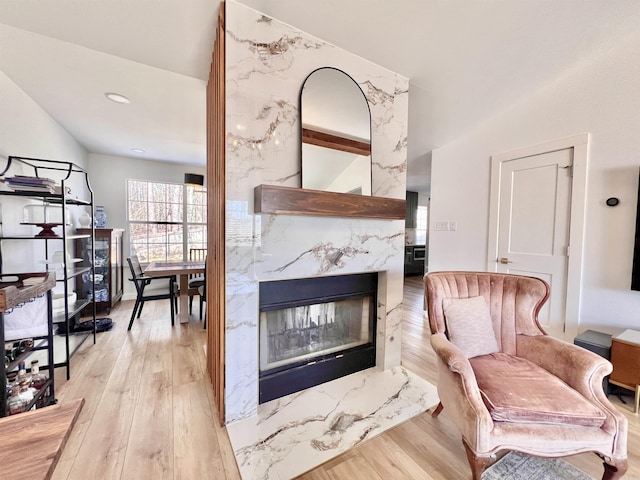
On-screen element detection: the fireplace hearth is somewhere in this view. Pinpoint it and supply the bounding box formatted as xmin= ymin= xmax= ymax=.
xmin=259 ymin=272 xmax=377 ymax=403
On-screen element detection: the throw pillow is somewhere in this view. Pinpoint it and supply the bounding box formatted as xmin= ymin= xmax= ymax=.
xmin=443 ymin=296 xmax=499 ymax=358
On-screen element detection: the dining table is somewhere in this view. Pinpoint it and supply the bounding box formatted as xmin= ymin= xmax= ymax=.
xmin=144 ymin=260 xmax=205 ymax=324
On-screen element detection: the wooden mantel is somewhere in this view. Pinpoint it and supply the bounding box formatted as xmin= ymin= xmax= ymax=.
xmin=254 ymin=184 xmax=406 ymax=220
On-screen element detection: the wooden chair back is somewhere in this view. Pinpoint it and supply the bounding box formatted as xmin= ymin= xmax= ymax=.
xmin=189 ymin=248 xmax=207 ymax=278
xmin=127 ymin=255 xmax=147 ymax=295
xmin=128 ymin=254 xmax=144 ymax=279
xmin=189 ymin=248 xmax=207 ymax=262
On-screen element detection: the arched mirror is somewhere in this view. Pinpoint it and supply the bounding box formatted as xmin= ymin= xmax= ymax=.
xmin=300 ymin=67 xmax=371 ymax=195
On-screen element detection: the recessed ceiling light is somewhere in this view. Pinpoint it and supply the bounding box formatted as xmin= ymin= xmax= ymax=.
xmin=105 ymin=92 xmax=130 ymax=104
xmin=131 ymin=148 xmax=145 ymax=153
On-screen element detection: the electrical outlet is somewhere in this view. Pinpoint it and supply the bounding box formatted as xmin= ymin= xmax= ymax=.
xmin=449 ymin=221 xmax=457 ymax=231
xmin=434 ymin=222 xmax=449 ymax=231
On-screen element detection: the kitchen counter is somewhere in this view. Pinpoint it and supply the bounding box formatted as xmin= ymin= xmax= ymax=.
xmin=404 ymin=245 xmax=426 ymax=276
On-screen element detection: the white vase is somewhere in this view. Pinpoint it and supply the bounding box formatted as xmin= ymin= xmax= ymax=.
xmin=78 ymin=211 xmax=92 ymax=228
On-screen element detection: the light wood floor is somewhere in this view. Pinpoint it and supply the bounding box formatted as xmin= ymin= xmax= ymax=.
xmin=50 ymin=277 xmax=639 ymax=480
xmin=51 ymin=301 xmax=241 ymax=480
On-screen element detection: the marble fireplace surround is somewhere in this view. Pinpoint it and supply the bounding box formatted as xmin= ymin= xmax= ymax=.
xmin=224 ymin=0 xmax=412 ymax=426
xmin=222 ymin=2 xmax=439 ymax=477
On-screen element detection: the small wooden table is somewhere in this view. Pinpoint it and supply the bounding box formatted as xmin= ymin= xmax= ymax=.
xmin=0 ymin=398 xmax=84 ymax=479
xmin=145 ymin=260 xmax=205 ymax=324
xmin=610 ymin=329 xmax=640 ymax=413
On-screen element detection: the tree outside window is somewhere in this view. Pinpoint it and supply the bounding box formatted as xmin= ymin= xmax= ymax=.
xmin=127 ymin=179 xmax=206 ymax=263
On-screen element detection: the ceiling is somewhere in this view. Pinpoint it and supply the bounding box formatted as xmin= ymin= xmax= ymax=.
xmin=1 ymin=1 xmax=639 ymax=194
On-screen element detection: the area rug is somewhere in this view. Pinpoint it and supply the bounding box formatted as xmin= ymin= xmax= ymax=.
xmin=483 ymin=451 xmax=594 ymax=480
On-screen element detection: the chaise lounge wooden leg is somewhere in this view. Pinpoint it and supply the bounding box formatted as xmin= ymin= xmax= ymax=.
xmin=431 ymin=402 xmax=444 ymax=417
xmin=463 ymin=441 xmax=495 ymax=480
xmin=602 ymin=459 xmax=628 ymax=480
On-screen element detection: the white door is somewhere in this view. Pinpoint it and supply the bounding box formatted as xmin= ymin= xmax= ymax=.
xmin=494 ymin=148 xmax=572 ymax=338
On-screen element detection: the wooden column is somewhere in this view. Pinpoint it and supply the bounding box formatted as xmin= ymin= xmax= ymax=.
xmin=206 ymin=1 xmax=226 ymax=423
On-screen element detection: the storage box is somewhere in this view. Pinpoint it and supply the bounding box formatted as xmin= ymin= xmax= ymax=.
xmin=574 ymin=329 xmax=612 ymax=393
xmin=574 ymin=330 xmax=612 ymax=359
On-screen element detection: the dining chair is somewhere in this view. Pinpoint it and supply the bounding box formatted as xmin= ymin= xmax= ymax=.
xmin=127 ymin=255 xmax=179 ymax=330
xmin=188 ymin=248 xmax=207 ymax=319
xmin=198 ymin=259 xmax=207 ymax=329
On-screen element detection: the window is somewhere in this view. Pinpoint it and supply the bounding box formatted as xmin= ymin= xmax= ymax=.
xmin=416 ymin=205 xmax=428 ymax=245
xmin=127 ymin=179 xmax=206 ymax=263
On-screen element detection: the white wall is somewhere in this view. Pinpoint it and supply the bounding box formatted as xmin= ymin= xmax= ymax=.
xmin=326 ymin=155 xmax=370 ymax=194
xmin=0 ymin=71 xmax=88 ymax=275
xmin=429 ymin=28 xmax=640 ymax=334
xmin=88 ymin=153 xmax=204 ymax=300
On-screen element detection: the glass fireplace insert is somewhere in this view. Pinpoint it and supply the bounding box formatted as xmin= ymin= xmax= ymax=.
xmin=258 ymin=272 xmax=377 ymax=403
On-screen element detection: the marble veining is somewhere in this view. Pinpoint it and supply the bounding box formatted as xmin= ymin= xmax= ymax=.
xmin=228 ymin=99 xmax=297 ymax=148
xmin=226 ymin=366 xmax=439 ymax=480
xmin=258 ymin=217 xmax=405 ymax=279
xmin=395 ymin=136 xmax=409 ymax=152
xmin=267 ymin=243 xmax=371 ymax=275
xmin=227 ymin=29 xmax=326 ymax=66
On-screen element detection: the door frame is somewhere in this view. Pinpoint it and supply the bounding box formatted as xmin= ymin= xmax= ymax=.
xmin=487 ymin=133 xmax=589 ymax=342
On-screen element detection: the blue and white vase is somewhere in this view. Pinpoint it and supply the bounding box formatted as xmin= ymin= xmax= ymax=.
xmin=94 ymin=206 xmax=107 ymax=228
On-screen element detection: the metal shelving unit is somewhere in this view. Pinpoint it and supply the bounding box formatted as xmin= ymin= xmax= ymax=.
xmin=0 ymin=156 xmax=96 ymax=380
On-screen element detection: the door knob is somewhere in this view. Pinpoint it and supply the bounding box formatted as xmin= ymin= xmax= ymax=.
xmin=499 ymin=257 xmax=512 ymax=264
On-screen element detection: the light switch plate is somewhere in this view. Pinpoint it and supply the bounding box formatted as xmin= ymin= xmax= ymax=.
xmin=434 ymin=222 xmax=449 ymax=231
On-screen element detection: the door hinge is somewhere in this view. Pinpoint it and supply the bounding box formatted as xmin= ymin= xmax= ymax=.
xmin=566 ymin=245 xmax=570 ymax=256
